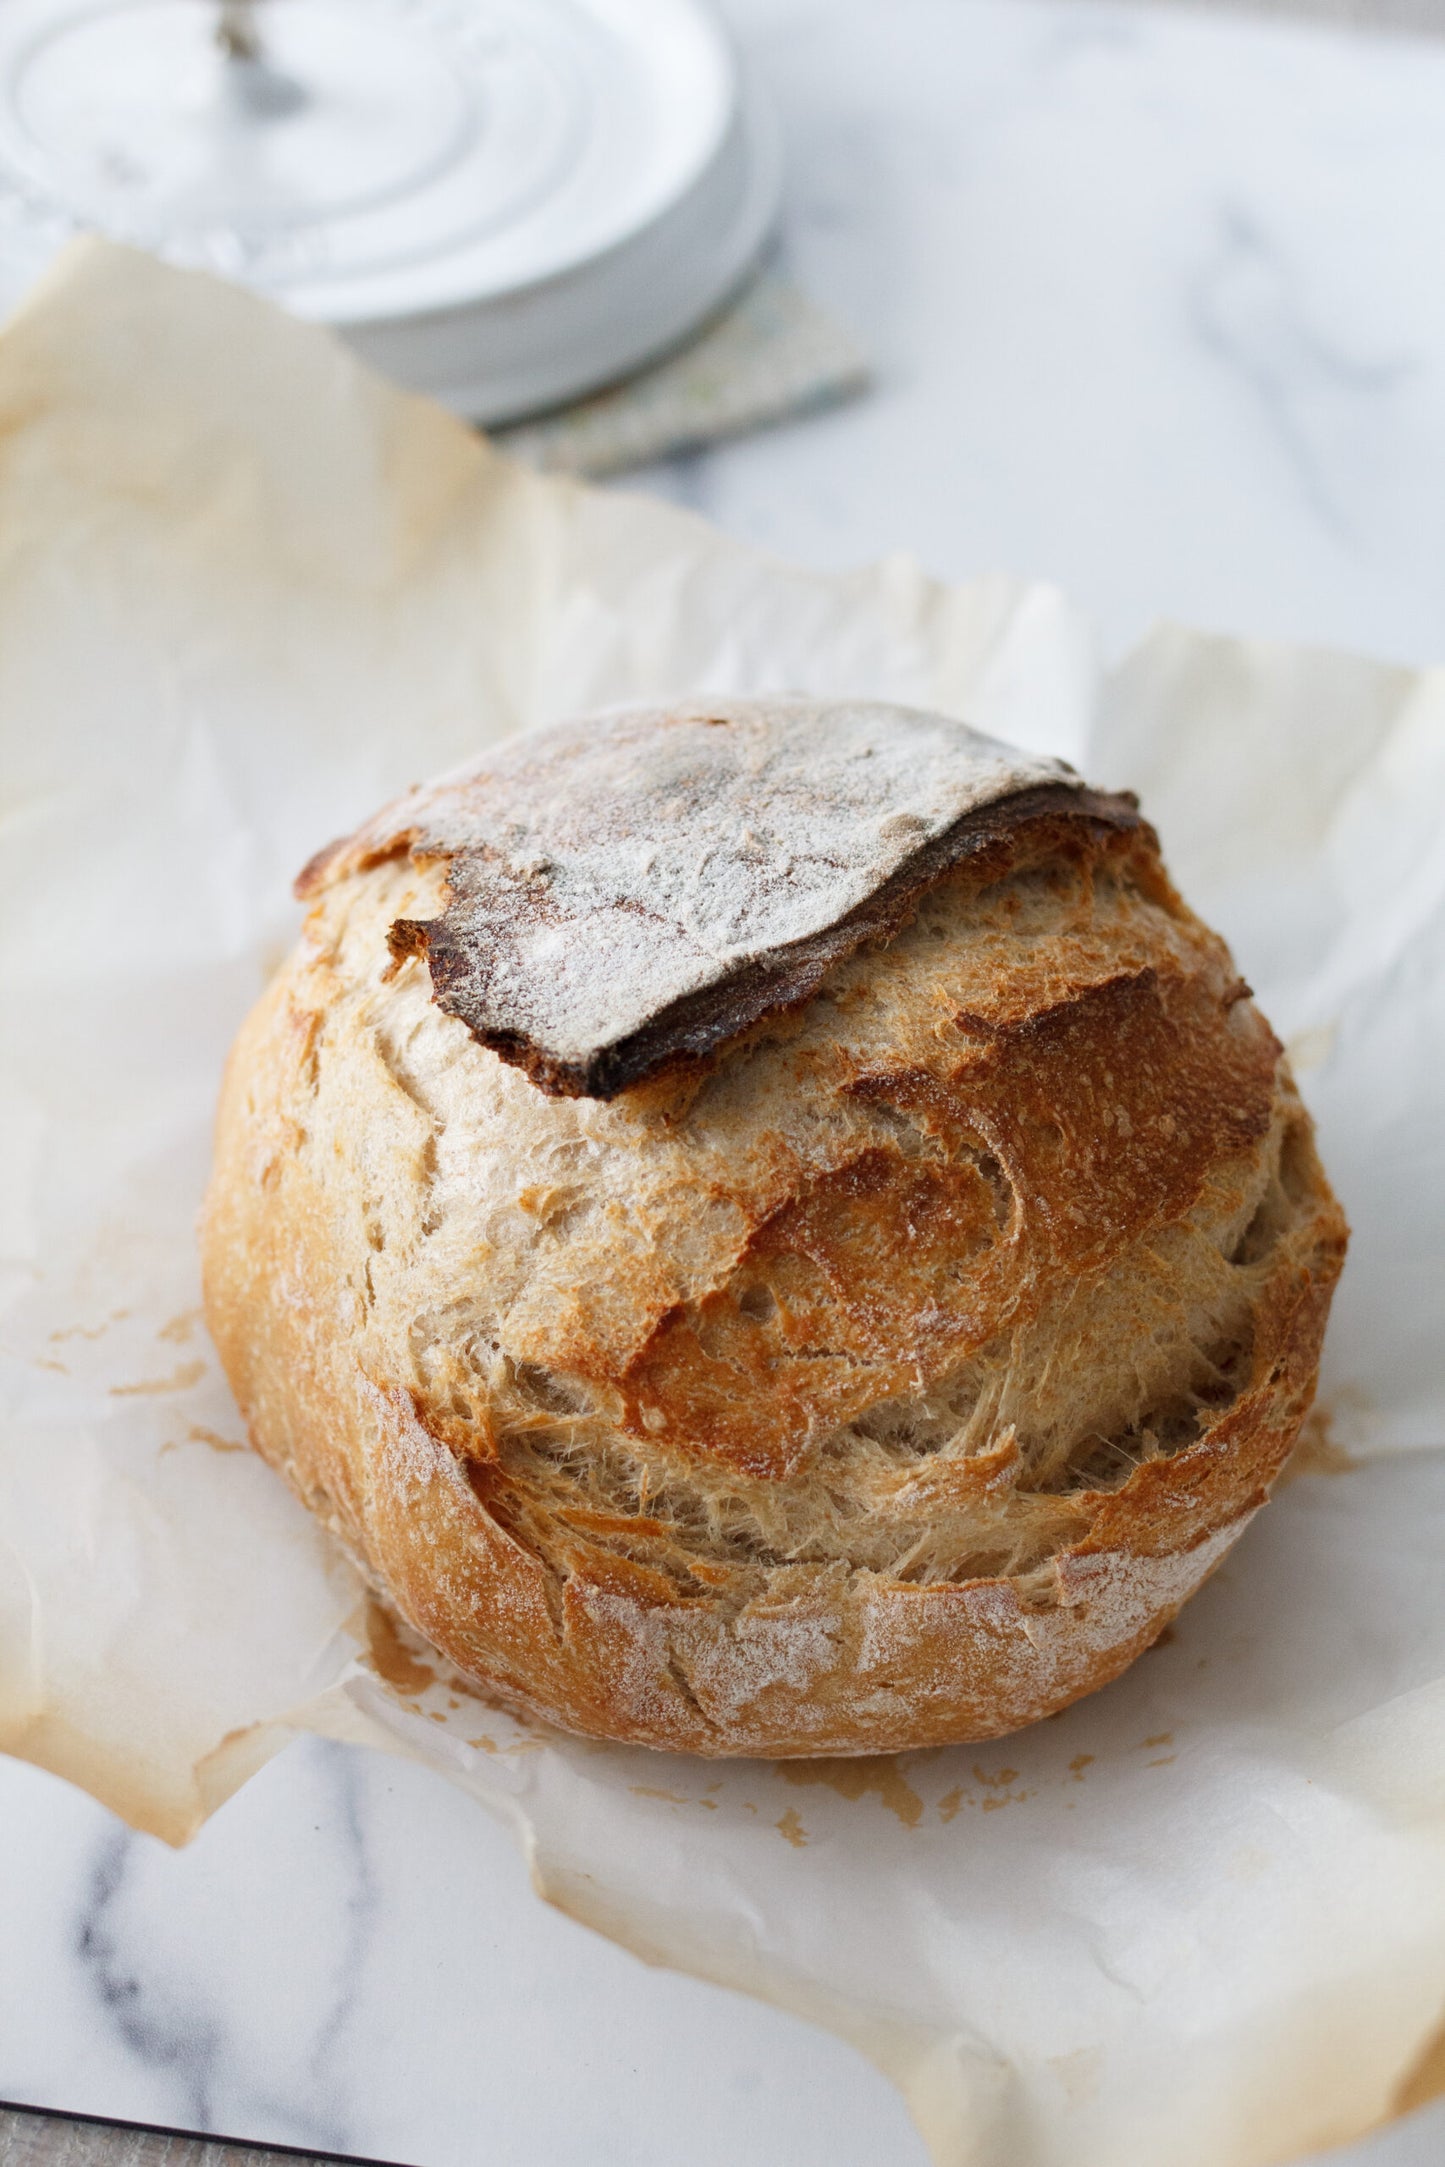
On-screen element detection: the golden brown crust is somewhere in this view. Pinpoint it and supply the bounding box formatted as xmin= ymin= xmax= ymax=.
xmin=614 ymin=959 xmax=1281 ymax=1483
xmin=201 ymin=709 xmax=1347 ymax=1757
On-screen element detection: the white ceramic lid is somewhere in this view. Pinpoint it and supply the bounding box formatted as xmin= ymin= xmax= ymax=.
xmin=0 ymin=0 xmax=779 ymax=421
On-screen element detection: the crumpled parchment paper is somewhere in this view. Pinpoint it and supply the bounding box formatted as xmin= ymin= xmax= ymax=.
xmin=1 ymin=239 xmax=1441 ymax=2167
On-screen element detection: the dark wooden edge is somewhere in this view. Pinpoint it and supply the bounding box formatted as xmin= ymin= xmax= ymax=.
xmin=0 ymin=2101 xmax=406 ymax=2167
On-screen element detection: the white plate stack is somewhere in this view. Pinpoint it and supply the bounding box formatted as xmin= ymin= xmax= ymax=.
xmin=0 ymin=0 xmax=779 ymax=420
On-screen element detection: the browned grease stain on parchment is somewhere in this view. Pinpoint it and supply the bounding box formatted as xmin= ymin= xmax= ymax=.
xmin=364 ymin=1598 xmax=440 ymax=1699
xmin=362 ymin=1601 xmax=549 ymax=1757
xmin=779 ymin=1755 xmax=925 ymax=1829
xmin=775 ymin=1807 xmax=808 ymax=1849
xmin=188 ymin=1424 xmax=246 ymax=1454
xmin=48 ymin=1309 xmax=129 ymax=1343
xmin=158 ymin=1309 xmax=202 ymax=1344
xmin=109 ymin=1359 xmax=206 ymax=1397
xmin=780 ymin=1751 xmax=1091 ymax=1829
xmin=1278 ymin=1404 xmax=1359 ymax=1487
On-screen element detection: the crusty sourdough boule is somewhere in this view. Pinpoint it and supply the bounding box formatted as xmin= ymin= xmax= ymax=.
xmin=202 ymin=697 xmax=1346 ymax=1755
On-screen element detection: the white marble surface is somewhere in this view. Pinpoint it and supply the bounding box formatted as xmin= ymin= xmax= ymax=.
xmin=659 ymin=0 xmax=1445 ymax=669
xmin=4 ymin=1 xmax=1445 ymax=2162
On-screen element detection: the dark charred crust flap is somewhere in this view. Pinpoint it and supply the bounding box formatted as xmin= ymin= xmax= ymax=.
xmin=298 ymin=699 xmax=1142 ymax=1100
xmin=403 ymin=782 xmax=1143 ymax=1099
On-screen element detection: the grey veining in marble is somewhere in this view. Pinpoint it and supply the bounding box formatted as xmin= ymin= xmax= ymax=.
xmin=650 ymin=0 xmax=1445 ymax=667
xmin=76 ymin=1831 xmax=222 ymax=2135
xmin=5 ymin=2 xmax=1445 ymax=2164
xmin=1188 ymin=202 xmax=1413 ymax=537
xmin=62 ymin=1750 xmax=376 ymax=2156
xmin=1 ymin=1741 xmax=927 ymax=2166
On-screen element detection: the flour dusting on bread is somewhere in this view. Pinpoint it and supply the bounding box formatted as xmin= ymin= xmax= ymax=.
xmin=300 ymin=698 xmax=1097 ymax=1097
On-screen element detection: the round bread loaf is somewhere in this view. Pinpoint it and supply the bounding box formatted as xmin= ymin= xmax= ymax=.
xmin=202 ymin=698 xmax=1346 ymax=1755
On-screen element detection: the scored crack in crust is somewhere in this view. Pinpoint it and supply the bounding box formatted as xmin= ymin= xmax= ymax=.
xmin=202 ymin=701 xmax=1347 ymax=1755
